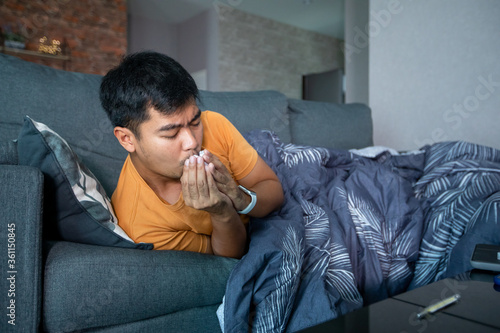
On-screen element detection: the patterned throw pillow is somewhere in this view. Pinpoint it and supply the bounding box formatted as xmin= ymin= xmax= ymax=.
xmin=17 ymin=116 xmax=152 ymax=249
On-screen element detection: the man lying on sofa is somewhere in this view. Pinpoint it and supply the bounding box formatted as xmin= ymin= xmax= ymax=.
xmin=99 ymin=51 xmax=284 ymax=259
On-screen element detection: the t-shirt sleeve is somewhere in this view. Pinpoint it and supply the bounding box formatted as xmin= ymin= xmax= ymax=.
xmin=202 ymin=111 xmax=258 ymax=181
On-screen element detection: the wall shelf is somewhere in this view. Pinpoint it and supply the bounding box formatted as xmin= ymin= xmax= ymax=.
xmin=0 ymin=46 xmax=70 ymax=60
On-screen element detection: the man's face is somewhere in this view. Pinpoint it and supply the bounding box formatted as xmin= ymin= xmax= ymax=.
xmin=130 ymin=101 xmax=203 ymax=182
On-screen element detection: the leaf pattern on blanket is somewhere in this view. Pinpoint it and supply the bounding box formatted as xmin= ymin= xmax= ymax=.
xmin=254 ymin=226 xmax=303 ymax=333
xmin=301 ymin=199 xmax=363 ymax=305
xmin=326 ymin=242 xmax=363 ymax=305
xmin=278 ymin=143 xmax=330 ymax=167
xmin=341 ymin=187 xmax=416 ymax=287
xmin=410 ymin=141 xmax=500 ymax=288
xmin=341 ymin=188 xmax=391 ymax=278
xmin=468 ymin=191 xmax=500 ymax=232
xmin=302 ymin=199 xmax=330 ymax=243
xmin=222 ymin=133 xmax=500 ymax=333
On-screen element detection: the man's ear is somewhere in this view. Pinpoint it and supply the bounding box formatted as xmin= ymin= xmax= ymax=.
xmin=114 ymin=127 xmax=136 ymax=153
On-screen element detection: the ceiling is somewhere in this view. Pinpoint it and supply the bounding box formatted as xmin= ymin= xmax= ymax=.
xmin=127 ymin=0 xmax=345 ymax=39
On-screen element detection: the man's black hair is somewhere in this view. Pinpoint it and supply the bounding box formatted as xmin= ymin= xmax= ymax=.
xmin=100 ymin=51 xmax=199 ymax=135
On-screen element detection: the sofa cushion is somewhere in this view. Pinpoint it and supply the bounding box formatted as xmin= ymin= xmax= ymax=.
xmin=17 ymin=116 xmax=152 ymax=249
xmin=43 ymin=241 xmax=237 ymax=332
xmin=288 ymin=99 xmax=373 ymax=149
xmin=67 ymin=305 xmax=222 ymax=333
xmin=198 ymin=90 xmax=292 ymax=144
xmin=0 ymin=54 xmax=125 ymax=196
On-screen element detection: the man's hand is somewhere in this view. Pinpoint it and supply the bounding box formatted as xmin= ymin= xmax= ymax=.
xmin=181 ymin=155 xmax=246 ymax=258
xmin=200 ymin=150 xmax=250 ymax=212
xmin=181 ymin=155 xmax=232 ymax=215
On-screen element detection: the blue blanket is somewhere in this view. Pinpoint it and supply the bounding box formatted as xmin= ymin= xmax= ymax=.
xmin=220 ymin=132 xmax=500 ymax=332
xmin=410 ymin=141 xmax=500 ymax=288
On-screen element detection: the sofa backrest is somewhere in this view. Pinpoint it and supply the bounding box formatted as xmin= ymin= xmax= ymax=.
xmin=198 ymin=90 xmax=292 ymax=144
xmin=0 ymin=54 xmax=126 ymax=196
xmin=0 ymin=54 xmax=373 ymax=196
xmin=288 ymin=98 xmax=373 ymax=150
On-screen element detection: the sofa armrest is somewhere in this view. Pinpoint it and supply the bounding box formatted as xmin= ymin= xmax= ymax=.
xmin=0 ymin=165 xmax=43 ymax=332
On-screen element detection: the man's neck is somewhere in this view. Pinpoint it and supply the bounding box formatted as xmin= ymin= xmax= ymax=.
xmin=130 ymin=155 xmax=182 ymax=205
xmin=149 ymin=181 xmax=182 ymax=205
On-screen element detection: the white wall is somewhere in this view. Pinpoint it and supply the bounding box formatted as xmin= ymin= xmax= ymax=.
xmin=178 ymin=11 xmax=209 ymax=74
xmin=178 ymin=8 xmax=220 ymax=91
xmin=369 ymin=0 xmax=500 ymax=150
xmin=344 ymin=0 xmax=369 ymax=104
xmin=127 ymin=15 xmax=178 ymax=57
xmin=128 ymin=9 xmax=220 ymax=91
xmin=205 ymin=7 xmax=220 ymax=91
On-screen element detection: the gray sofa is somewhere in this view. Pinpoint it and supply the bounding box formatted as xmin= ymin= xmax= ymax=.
xmin=0 ymin=53 xmax=373 ymax=332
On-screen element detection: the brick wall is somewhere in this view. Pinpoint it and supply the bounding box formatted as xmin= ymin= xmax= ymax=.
xmin=0 ymin=0 xmax=127 ymax=74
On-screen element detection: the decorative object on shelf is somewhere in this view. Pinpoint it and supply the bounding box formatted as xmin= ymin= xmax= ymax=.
xmin=1 ymin=25 xmax=26 ymax=50
xmin=38 ymin=36 xmax=62 ymax=55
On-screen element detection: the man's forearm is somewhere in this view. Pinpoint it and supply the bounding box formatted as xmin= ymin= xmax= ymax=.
xmin=209 ymin=210 xmax=247 ymax=259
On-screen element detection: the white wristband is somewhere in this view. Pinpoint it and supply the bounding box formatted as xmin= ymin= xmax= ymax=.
xmin=237 ymin=185 xmax=257 ymax=214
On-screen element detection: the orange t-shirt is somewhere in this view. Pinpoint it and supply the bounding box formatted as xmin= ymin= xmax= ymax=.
xmin=111 ymin=111 xmax=258 ymax=252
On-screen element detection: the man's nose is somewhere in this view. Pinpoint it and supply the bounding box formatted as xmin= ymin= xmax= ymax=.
xmin=180 ymin=127 xmax=198 ymax=150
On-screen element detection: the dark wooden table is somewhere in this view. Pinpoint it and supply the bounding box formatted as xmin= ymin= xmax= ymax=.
xmin=298 ymin=270 xmax=500 ymax=333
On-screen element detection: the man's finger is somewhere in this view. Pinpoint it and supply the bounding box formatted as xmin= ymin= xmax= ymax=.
xmin=206 ymin=169 xmax=231 ymax=213
xmin=185 ymin=156 xmax=199 ymax=200
xmin=209 ymin=163 xmax=229 ymax=184
xmin=203 ymin=150 xmax=229 ymax=175
xmin=196 ymin=156 xmax=209 ymax=199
